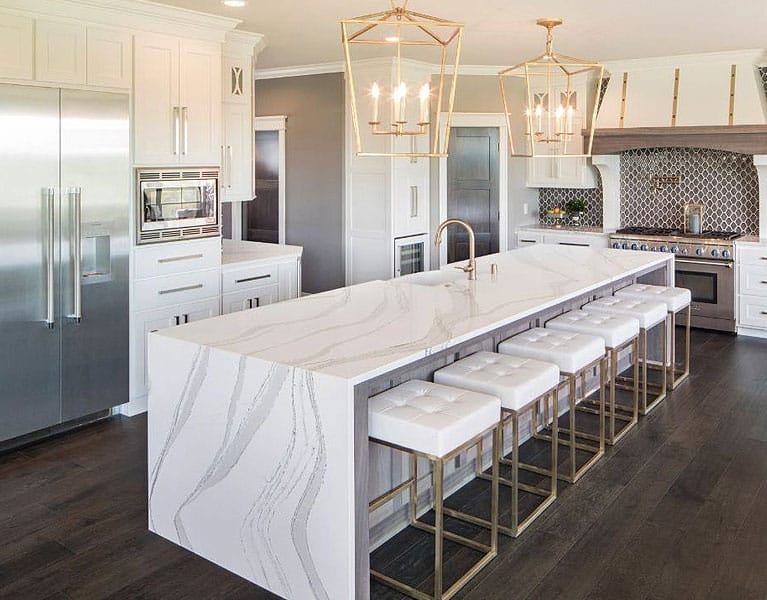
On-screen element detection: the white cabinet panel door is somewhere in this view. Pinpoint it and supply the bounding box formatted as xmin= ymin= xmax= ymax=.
xmin=222 ymin=284 xmax=279 ymax=315
xmin=131 ymin=306 xmax=178 ymax=400
xmin=0 ymin=14 xmax=34 ymax=80
xmin=133 ymin=33 xmax=180 ymax=165
xmin=222 ymin=102 xmax=253 ymax=202
xmin=179 ymin=297 xmax=220 ymax=323
xmin=87 ymin=27 xmax=132 ymax=89
xmin=179 ymin=40 xmax=221 ymax=166
xmin=35 ymin=20 xmax=87 ymax=84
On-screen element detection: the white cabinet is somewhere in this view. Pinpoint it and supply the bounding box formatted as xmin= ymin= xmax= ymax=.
xmin=133 ymin=33 xmax=221 ymax=166
xmin=527 ymin=157 xmax=597 ymax=188
xmin=131 ymin=297 xmax=220 ymax=402
xmin=87 ymin=27 xmax=132 ymax=89
xmin=222 ymin=102 xmax=254 ymax=201
xmin=0 ymin=14 xmax=34 ymax=80
xmin=35 ymin=20 xmax=87 ymax=84
xmin=515 ymin=229 xmax=609 ymax=249
xmin=220 ymin=255 xmax=301 ymax=315
xmin=737 ymin=244 xmax=767 ymax=336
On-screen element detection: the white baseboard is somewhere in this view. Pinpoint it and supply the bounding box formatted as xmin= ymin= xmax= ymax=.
xmin=116 ymin=397 xmax=148 ymax=417
xmin=738 ymin=326 xmax=767 ymax=339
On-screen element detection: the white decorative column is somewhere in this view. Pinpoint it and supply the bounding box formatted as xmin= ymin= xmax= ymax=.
xmin=754 ymin=155 xmax=767 ymax=239
xmin=592 ymin=154 xmax=621 ymax=231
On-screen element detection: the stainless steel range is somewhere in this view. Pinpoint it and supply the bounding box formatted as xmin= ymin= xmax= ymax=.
xmin=609 ymin=227 xmax=742 ymax=333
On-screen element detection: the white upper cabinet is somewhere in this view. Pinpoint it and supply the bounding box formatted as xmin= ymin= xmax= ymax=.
xmin=133 ymin=33 xmax=221 ymax=166
xmin=0 ymin=14 xmax=34 ymax=80
xmin=87 ymin=27 xmax=132 ymax=89
xmin=35 ymin=20 xmax=87 ymax=84
xmin=179 ymin=40 xmax=222 ymax=165
xmin=222 ymin=102 xmax=254 ymax=202
xmin=134 ymin=33 xmax=180 ymax=165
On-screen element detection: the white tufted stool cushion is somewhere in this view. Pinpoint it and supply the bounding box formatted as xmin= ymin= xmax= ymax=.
xmin=545 ymin=310 xmax=640 ymax=349
xmin=434 ymin=352 xmax=559 ymax=412
xmin=615 ymin=283 xmax=692 ymax=312
xmin=369 ymin=380 xmax=500 ymax=458
xmin=498 ymin=328 xmax=605 ymax=375
xmin=583 ymin=296 xmax=667 ymax=329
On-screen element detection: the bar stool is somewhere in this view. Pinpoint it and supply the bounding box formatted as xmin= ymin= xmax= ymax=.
xmin=433 ymin=352 xmax=560 ymax=537
xmin=498 ymin=328 xmax=606 ymax=484
xmin=583 ymin=296 xmax=668 ymax=415
xmin=615 ymin=283 xmax=692 ymax=389
xmin=368 ymin=380 xmax=501 ymax=600
xmin=545 ymin=310 xmax=640 ymax=445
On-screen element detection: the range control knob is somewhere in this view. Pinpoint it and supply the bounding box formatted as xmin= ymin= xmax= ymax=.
xmin=631 ymin=243 xmax=639 ymax=251
xmin=660 ymin=245 xmax=669 ymax=253
xmin=651 ymin=246 xmax=658 ymax=252
xmin=722 ymin=249 xmax=731 ymax=259
xmin=612 ymin=242 xmax=621 ymax=249
xmin=680 ymin=247 xmax=689 ymax=254
xmin=622 ymin=243 xmax=630 ymax=250
xmin=696 ymin=248 xmax=704 ymax=256
xmin=671 ymin=246 xmax=680 ymax=254
xmin=711 ymin=249 xmax=720 ymax=258
xmin=640 ymin=244 xmax=648 ymax=251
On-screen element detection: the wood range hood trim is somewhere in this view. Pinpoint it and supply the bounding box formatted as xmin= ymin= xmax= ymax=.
xmin=591 ymin=125 xmax=767 ymax=155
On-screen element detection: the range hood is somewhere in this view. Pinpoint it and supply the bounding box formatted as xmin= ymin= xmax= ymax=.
xmin=593 ymin=50 xmax=767 ymax=154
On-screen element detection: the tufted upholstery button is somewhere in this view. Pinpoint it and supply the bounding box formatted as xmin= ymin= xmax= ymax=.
xmin=369 ymin=380 xmax=500 ymax=458
xmin=615 ymin=284 xmax=691 ymax=312
xmin=497 ymin=328 xmax=604 ymax=374
xmin=434 ymin=351 xmax=559 ymax=411
xmin=546 ymin=310 xmax=639 ymax=348
xmin=583 ymin=296 xmax=667 ymax=329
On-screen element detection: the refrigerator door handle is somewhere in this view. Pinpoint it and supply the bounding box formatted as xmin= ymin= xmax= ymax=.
xmin=69 ymin=187 xmax=82 ymax=323
xmin=45 ymin=187 xmax=55 ymax=329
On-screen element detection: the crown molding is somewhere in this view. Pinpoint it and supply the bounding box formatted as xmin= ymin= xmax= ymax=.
xmin=255 ymin=61 xmax=508 ymax=80
xmin=225 ymin=30 xmax=267 ymax=59
xmin=0 ymin=0 xmax=243 ymax=41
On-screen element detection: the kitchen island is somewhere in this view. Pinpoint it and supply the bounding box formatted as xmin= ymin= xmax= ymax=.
xmin=147 ymin=245 xmax=672 ymax=600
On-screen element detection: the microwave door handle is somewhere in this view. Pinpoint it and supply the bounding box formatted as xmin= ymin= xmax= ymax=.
xmin=45 ymin=187 xmax=55 ymax=328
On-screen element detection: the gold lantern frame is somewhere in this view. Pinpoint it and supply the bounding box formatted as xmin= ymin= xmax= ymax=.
xmin=498 ymin=18 xmax=605 ymax=158
xmin=341 ymin=1 xmax=464 ymax=158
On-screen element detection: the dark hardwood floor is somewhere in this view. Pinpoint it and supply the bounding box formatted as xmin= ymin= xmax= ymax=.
xmin=1 ymin=330 xmax=766 ymax=600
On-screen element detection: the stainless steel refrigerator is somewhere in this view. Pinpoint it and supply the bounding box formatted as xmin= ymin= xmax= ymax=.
xmin=0 ymin=84 xmax=129 ymax=444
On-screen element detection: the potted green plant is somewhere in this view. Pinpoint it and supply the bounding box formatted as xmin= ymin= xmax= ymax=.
xmin=565 ymin=198 xmax=587 ymax=226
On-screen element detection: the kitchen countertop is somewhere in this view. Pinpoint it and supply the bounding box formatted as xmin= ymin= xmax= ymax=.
xmin=156 ymin=245 xmax=670 ymax=384
xmin=146 ymin=244 xmax=672 ymax=600
xmin=518 ymin=224 xmax=614 ymax=236
xmin=221 ymin=239 xmax=303 ymax=266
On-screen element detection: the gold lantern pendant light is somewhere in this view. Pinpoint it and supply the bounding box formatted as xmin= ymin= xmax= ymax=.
xmin=499 ymin=18 xmax=605 ymax=158
xmin=341 ymin=0 xmax=464 ymax=158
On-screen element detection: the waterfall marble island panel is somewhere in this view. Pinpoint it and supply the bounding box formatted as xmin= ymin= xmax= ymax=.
xmin=147 ymin=245 xmax=673 ymax=600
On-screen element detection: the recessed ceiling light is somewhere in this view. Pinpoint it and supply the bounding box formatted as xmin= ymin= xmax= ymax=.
xmin=221 ymin=0 xmax=248 ymax=7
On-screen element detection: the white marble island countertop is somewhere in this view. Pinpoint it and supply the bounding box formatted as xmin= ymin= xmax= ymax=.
xmin=147 ymin=244 xmax=672 ymax=600
xmin=221 ymin=238 xmax=303 ymax=266
xmin=159 ymin=245 xmax=672 ymax=385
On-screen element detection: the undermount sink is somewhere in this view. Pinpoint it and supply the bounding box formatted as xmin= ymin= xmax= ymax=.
xmin=400 ymin=269 xmax=468 ymax=286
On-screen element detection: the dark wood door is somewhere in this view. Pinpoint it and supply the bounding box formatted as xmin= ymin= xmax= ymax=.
xmin=446 ymin=127 xmax=500 ymax=263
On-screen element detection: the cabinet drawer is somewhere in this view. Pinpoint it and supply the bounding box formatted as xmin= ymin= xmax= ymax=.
xmin=222 ymin=285 xmax=280 ymax=315
xmin=134 ymin=239 xmax=220 ymax=279
xmin=133 ymin=268 xmax=219 ymax=310
xmin=739 ymin=296 xmax=767 ymax=329
xmin=738 ymin=245 xmax=767 ymax=266
xmin=740 ymin=265 xmax=767 ymax=298
xmin=222 ymin=262 xmax=279 ymax=294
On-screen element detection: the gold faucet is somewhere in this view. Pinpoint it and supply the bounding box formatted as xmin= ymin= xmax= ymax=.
xmin=434 ymin=218 xmax=477 ymax=281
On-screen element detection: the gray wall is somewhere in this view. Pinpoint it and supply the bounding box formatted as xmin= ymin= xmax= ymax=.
xmin=429 ymin=75 xmax=539 ymax=268
xmin=254 ymin=73 xmax=345 ymax=293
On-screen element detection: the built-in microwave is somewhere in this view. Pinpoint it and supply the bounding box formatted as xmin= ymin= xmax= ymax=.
xmin=136 ymin=168 xmax=220 ymax=244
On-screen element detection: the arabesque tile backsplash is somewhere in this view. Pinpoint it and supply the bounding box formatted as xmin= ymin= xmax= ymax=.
xmin=620 ymin=148 xmax=759 ymax=235
xmin=538 ymin=147 xmax=760 ymax=235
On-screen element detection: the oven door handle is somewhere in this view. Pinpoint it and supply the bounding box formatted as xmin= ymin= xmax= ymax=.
xmin=676 ymin=258 xmax=733 ymax=269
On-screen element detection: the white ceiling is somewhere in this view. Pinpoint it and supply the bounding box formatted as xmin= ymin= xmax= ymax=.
xmin=154 ymin=0 xmax=767 ymax=70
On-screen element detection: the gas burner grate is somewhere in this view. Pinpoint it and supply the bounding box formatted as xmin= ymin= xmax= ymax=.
xmin=615 ymin=227 xmax=743 ymax=241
